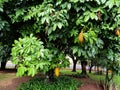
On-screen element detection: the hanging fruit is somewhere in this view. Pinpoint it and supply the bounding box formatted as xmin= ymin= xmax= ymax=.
xmin=108 ymin=70 xmax=112 ymax=73
xmin=78 ymin=31 xmax=84 ymax=43
xmin=54 ymin=67 xmax=60 ymax=77
xmin=115 ymin=28 xmax=120 ymax=36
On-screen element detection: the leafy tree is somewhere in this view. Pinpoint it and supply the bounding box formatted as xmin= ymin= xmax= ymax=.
xmin=1 ymin=0 xmax=120 ymax=89
xmin=0 ymin=0 xmax=10 ymax=69
xmin=11 ymin=34 xmax=69 ymax=79
xmin=0 ymin=43 xmax=10 ymax=69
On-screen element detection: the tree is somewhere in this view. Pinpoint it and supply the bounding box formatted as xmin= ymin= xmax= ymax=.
xmin=11 ymin=34 xmax=69 ymax=79
xmin=1 ymin=0 xmax=120 ymax=89
xmin=0 ymin=0 xmax=11 ymax=69
xmin=0 ymin=44 xmax=10 ymax=70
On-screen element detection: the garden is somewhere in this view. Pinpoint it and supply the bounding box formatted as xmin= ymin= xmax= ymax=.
xmin=0 ymin=0 xmax=120 ymax=90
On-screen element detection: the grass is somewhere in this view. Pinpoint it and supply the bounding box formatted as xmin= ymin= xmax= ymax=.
xmin=18 ymin=76 xmax=82 ymax=90
xmin=0 ymin=68 xmax=119 ymax=88
xmin=0 ymin=73 xmax=16 ymax=81
xmin=60 ymin=69 xmax=120 ymax=87
xmin=113 ymin=75 xmax=120 ymax=86
xmin=60 ymin=69 xmax=81 ymax=75
xmin=88 ymin=73 xmax=105 ymax=81
xmin=0 ymin=74 xmax=9 ymax=80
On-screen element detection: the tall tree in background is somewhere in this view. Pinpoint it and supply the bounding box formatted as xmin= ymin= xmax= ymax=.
xmin=0 ymin=0 xmax=21 ymax=69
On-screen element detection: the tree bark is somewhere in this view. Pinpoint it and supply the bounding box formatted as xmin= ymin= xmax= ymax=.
xmin=0 ymin=61 xmax=6 ymax=70
xmin=72 ymin=60 xmax=77 ymax=72
xmin=89 ymin=65 xmax=93 ymax=73
xmin=81 ymin=61 xmax=87 ymax=77
xmin=46 ymin=69 xmax=54 ymax=82
xmin=71 ymin=55 xmax=78 ymax=72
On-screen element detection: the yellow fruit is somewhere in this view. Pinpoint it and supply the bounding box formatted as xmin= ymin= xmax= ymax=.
xmin=108 ymin=70 xmax=112 ymax=73
xmin=115 ymin=29 xmax=120 ymax=36
xmin=78 ymin=31 xmax=84 ymax=43
xmin=54 ymin=67 xmax=60 ymax=77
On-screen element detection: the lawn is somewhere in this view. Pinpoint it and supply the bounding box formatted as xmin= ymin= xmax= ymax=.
xmin=0 ymin=68 xmax=120 ymax=90
xmin=0 ymin=73 xmax=16 ymax=81
xmin=60 ymin=69 xmax=120 ymax=87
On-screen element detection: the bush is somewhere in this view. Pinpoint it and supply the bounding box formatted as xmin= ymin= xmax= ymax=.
xmin=18 ymin=76 xmax=82 ymax=90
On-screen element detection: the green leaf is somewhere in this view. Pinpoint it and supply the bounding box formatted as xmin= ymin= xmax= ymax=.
xmin=84 ymin=15 xmax=89 ymax=22
xmin=0 ymin=8 xmax=3 ymax=12
xmin=96 ymin=0 xmax=101 ymax=5
xmin=118 ymin=7 xmax=120 ymax=13
xmin=106 ymin=0 xmax=115 ymax=9
xmin=41 ymin=17 xmax=46 ymax=24
xmin=57 ymin=22 xmax=63 ymax=29
xmin=78 ymin=50 xmax=81 ymax=57
xmin=67 ymin=3 xmax=71 ymax=10
xmin=28 ymin=67 xmax=36 ymax=77
xmin=89 ymin=38 xmax=93 ymax=44
xmin=53 ymin=24 xmax=57 ymax=31
xmin=84 ymin=33 xmax=89 ymax=42
xmin=101 ymin=0 xmax=106 ymax=4
xmin=45 ymin=16 xmax=51 ymax=24
xmin=72 ymin=46 xmax=78 ymax=54
xmin=70 ymin=0 xmax=79 ymax=3
xmin=90 ymin=12 xmax=96 ymax=20
xmin=17 ymin=66 xmax=26 ymax=77
xmin=70 ymin=29 xmax=78 ymax=37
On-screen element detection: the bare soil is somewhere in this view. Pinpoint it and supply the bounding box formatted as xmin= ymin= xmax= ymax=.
xmin=0 ymin=69 xmax=103 ymax=90
xmin=78 ymin=78 xmax=102 ymax=90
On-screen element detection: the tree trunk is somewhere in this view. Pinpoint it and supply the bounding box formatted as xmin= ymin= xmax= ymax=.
xmin=46 ymin=69 xmax=54 ymax=82
xmin=0 ymin=61 xmax=6 ymax=70
xmin=81 ymin=61 xmax=87 ymax=77
xmin=105 ymin=69 xmax=114 ymax=90
xmin=72 ymin=60 xmax=77 ymax=72
xmin=105 ymin=69 xmax=110 ymax=90
xmin=89 ymin=65 xmax=93 ymax=73
xmin=71 ymin=55 xmax=78 ymax=72
xmin=97 ymin=66 xmax=99 ymax=72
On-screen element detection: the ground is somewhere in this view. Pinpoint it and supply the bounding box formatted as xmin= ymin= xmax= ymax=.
xmin=78 ymin=78 xmax=102 ymax=90
xmin=0 ymin=69 xmax=103 ymax=90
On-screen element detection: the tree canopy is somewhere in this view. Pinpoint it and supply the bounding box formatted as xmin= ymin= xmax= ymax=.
xmin=0 ymin=0 xmax=120 ymax=86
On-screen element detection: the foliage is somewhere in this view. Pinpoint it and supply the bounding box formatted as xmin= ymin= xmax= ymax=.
xmin=11 ymin=34 xmax=52 ymax=77
xmin=11 ymin=34 xmax=69 ymax=77
xmin=0 ymin=0 xmax=18 ymax=67
xmin=0 ymin=43 xmax=10 ymax=62
xmin=60 ymin=69 xmax=81 ymax=75
xmin=7 ymin=0 xmax=119 ymax=60
xmin=17 ymin=76 xmax=81 ymax=90
xmin=60 ymin=69 xmax=120 ymax=87
xmin=1 ymin=0 xmax=120 ymax=88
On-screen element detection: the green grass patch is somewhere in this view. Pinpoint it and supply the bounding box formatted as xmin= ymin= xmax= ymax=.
xmin=88 ymin=73 xmax=105 ymax=81
xmin=60 ymin=69 xmax=120 ymax=86
xmin=0 ymin=73 xmax=16 ymax=80
xmin=60 ymin=69 xmax=81 ymax=75
xmin=18 ymin=76 xmax=82 ymax=90
xmin=113 ymin=75 xmax=120 ymax=86
xmin=0 ymin=74 xmax=9 ymax=80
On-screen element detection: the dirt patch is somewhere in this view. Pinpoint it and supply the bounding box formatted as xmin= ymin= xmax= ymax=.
xmin=78 ymin=78 xmax=102 ymax=90
xmin=79 ymin=84 xmax=102 ymax=90
xmin=0 ymin=70 xmax=103 ymax=90
xmin=0 ymin=69 xmax=32 ymax=90
xmin=0 ymin=76 xmax=32 ymax=90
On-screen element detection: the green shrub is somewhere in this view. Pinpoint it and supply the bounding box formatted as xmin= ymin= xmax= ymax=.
xmin=18 ymin=76 xmax=82 ymax=90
